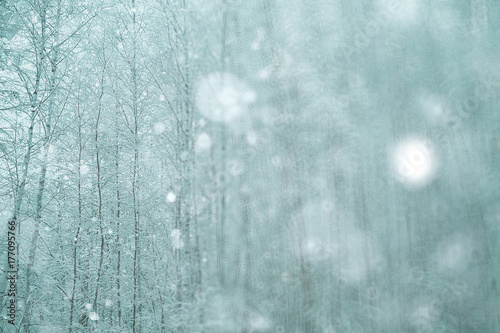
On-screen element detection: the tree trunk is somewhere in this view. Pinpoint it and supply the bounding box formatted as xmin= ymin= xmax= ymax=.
xmin=0 ymin=2 xmax=47 ymax=332
xmin=22 ymin=1 xmax=62 ymax=329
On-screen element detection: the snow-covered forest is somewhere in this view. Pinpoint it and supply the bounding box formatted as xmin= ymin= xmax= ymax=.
xmin=1 ymin=0 xmax=500 ymax=332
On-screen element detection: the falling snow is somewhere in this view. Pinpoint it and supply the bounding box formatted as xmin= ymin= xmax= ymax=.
xmin=195 ymin=73 xmax=256 ymax=123
xmin=195 ymin=132 xmax=212 ymax=153
xmin=80 ymin=164 xmax=90 ymax=175
xmin=2 ymin=1 xmax=498 ymax=332
xmin=154 ymin=122 xmax=166 ymax=134
xmin=170 ymin=229 xmax=184 ymax=250
xmin=166 ymin=192 xmax=176 ymax=203
xmin=89 ymin=312 xmax=100 ymax=321
xmin=393 ymin=139 xmax=436 ymax=187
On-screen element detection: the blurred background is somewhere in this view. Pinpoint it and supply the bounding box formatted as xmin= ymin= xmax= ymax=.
xmin=0 ymin=0 xmax=499 ymax=332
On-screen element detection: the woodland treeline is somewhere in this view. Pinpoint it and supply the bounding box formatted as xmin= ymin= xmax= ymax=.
xmin=1 ymin=0 xmax=500 ymax=332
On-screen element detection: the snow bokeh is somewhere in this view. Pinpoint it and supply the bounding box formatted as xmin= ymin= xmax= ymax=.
xmin=245 ymin=131 xmax=258 ymax=146
xmin=246 ymin=313 xmax=272 ymax=332
xmin=434 ymin=234 xmax=474 ymax=274
xmin=195 ymin=73 xmax=256 ymax=123
xmin=166 ymin=192 xmax=176 ymax=203
xmin=409 ymin=300 xmax=441 ymax=332
xmin=89 ymin=312 xmax=99 ymax=321
xmin=80 ymin=164 xmax=90 ymax=176
xmin=419 ymin=94 xmax=449 ymax=124
xmin=332 ymin=231 xmax=385 ymax=283
xmin=300 ymin=201 xmax=385 ymax=283
xmin=2 ymin=0 xmax=497 ymax=331
xmin=154 ymin=122 xmax=166 ymax=134
xmin=392 ymin=138 xmax=436 ymax=187
xmin=170 ymin=229 xmax=184 ymax=250
xmin=195 ymin=132 xmax=212 ymax=153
